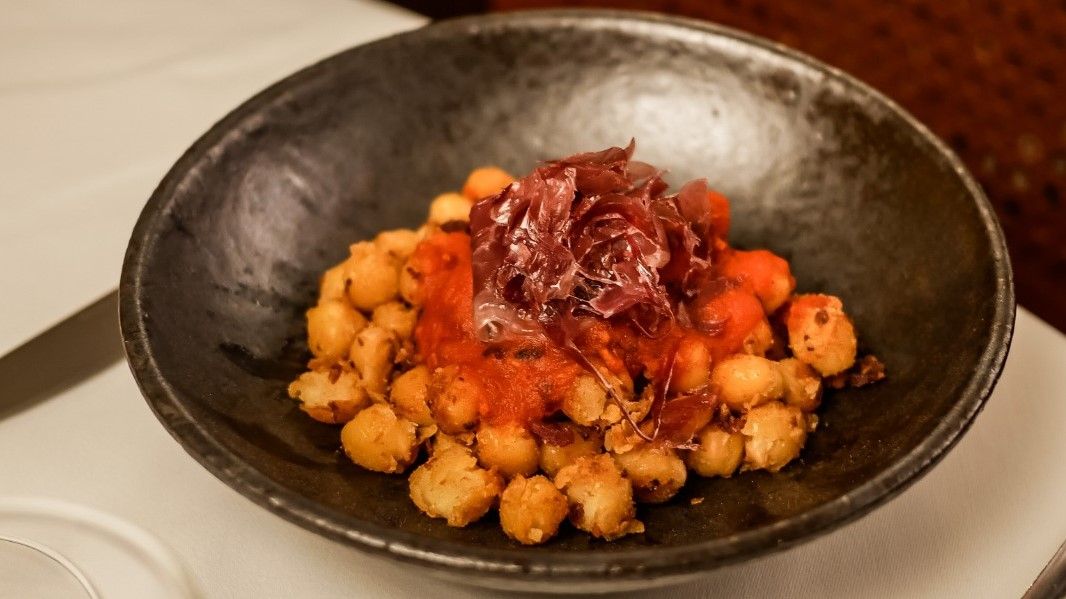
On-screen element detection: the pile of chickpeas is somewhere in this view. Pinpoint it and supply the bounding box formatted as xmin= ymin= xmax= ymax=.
xmin=288 ymin=167 xmax=861 ymax=544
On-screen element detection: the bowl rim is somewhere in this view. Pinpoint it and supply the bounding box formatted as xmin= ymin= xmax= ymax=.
xmin=119 ymin=8 xmax=1015 ymax=583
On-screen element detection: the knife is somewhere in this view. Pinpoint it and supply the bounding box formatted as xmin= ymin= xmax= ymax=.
xmin=0 ymin=290 xmax=123 ymax=420
xmin=1025 ymin=539 xmax=1066 ymax=599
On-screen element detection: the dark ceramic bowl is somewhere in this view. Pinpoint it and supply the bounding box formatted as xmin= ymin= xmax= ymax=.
xmin=119 ymin=10 xmax=1014 ymax=593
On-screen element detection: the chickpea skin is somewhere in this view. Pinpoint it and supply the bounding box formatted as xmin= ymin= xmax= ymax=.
xmin=687 ymin=425 xmax=745 ymax=477
xmin=287 ymin=368 xmax=368 ymax=424
xmin=786 ymin=294 xmax=857 ymax=376
xmin=499 ymin=475 xmax=569 ymax=545
xmin=612 ymin=445 xmax=687 ymax=504
xmin=306 ymin=299 xmax=366 ymax=362
xmin=409 ymin=446 xmax=503 ymax=527
xmin=554 ymin=455 xmax=644 ymax=540
xmin=346 ymin=241 xmax=400 ymax=310
xmin=741 ymin=402 xmax=807 ymax=472
xmin=340 ymin=404 xmax=420 ymax=474
xmin=711 ymin=354 xmax=786 ymax=410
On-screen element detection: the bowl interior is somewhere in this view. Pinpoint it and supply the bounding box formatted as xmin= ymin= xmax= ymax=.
xmin=121 ymin=11 xmax=1011 ymax=583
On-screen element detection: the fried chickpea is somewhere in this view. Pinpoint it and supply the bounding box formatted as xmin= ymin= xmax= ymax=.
xmin=601 ymin=385 xmax=652 ymax=426
xmin=428 ymin=192 xmax=474 ymax=225
xmin=539 ymin=424 xmax=603 ymax=477
xmin=499 ymin=475 xmax=568 ymax=545
xmin=389 ymin=365 xmax=433 ymax=425
xmin=554 ymin=455 xmax=644 ymax=540
xmin=398 ymin=259 xmax=424 ymax=306
xmin=687 ymin=425 xmax=744 ymax=477
xmin=346 ymin=241 xmax=400 ymax=310
xmin=371 ymin=301 xmax=417 ymax=340
xmin=718 ymin=249 xmax=796 ymax=313
xmin=318 ymin=263 xmax=349 ymax=304
xmin=287 ymin=368 xmax=368 ymax=424
xmin=306 ymin=300 xmax=366 ymax=362
xmin=564 ymin=368 xmax=633 ymax=427
xmin=462 ymin=167 xmax=515 ymax=200
xmin=671 ymin=334 xmax=712 ymax=393
xmin=348 ymin=325 xmax=396 ymax=397
xmin=428 ymin=366 xmax=482 ymax=434
xmin=786 ymin=294 xmax=858 ymax=376
xmin=612 ymin=445 xmax=687 ymax=504
xmin=711 ymin=354 xmax=786 ymax=410
xmin=374 ymin=228 xmax=420 ymax=262
xmin=340 ymin=404 xmax=420 ymax=474
xmin=603 ymin=421 xmax=642 ymax=455
xmin=428 ymin=431 xmax=474 ymax=455
xmin=741 ymin=402 xmax=807 ymax=472
xmin=409 ymin=446 xmax=503 ymax=527
xmin=563 ymin=375 xmax=607 ymax=426
xmin=741 ymin=319 xmax=775 ymax=356
xmin=778 ymin=358 xmax=823 ymax=412
xmin=476 ymin=423 xmax=539 ymax=478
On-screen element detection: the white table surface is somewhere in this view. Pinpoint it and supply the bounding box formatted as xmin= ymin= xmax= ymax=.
xmin=3 ymin=1 xmax=1065 ymax=597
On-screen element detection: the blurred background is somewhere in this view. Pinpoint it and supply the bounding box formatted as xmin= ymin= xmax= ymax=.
xmin=390 ymin=0 xmax=1066 ymax=332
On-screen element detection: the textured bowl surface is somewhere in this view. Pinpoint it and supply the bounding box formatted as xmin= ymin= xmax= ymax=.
xmin=120 ymin=10 xmax=1013 ymax=592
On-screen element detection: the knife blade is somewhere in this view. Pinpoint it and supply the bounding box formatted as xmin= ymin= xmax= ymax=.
xmin=0 ymin=290 xmax=123 ymax=420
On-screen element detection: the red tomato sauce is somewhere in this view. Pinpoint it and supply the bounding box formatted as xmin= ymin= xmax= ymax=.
xmin=410 ymin=227 xmax=777 ymax=428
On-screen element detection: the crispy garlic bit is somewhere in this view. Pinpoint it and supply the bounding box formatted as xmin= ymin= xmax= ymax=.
xmin=612 ymin=445 xmax=687 ymax=504
xmin=409 ymin=446 xmax=503 ymax=527
xmin=341 ymin=404 xmax=421 ymax=474
xmin=499 ymin=475 xmax=568 ymax=545
xmin=711 ymin=354 xmax=786 ymax=411
xmin=305 ymin=299 xmax=366 ymax=362
xmin=687 ymin=425 xmax=745 ymax=478
xmin=288 ymin=369 xmax=367 ymax=424
xmin=786 ymin=294 xmax=857 ymax=376
xmin=554 ymin=455 xmax=644 ymax=540
xmin=539 ymin=424 xmax=603 ymax=477
xmin=346 ymin=241 xmax=400 ymax=311
xmin=741 ymin=402 xmax=807 ymax=472
xmin=476 ymin=423 xmax=539 ymax=478
xmin=461 ymin=167 xmax=515 ymax=201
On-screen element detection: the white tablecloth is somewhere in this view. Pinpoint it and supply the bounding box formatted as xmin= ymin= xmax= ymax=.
xmin=3 ymin=1 xmax=1065 ymax=597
